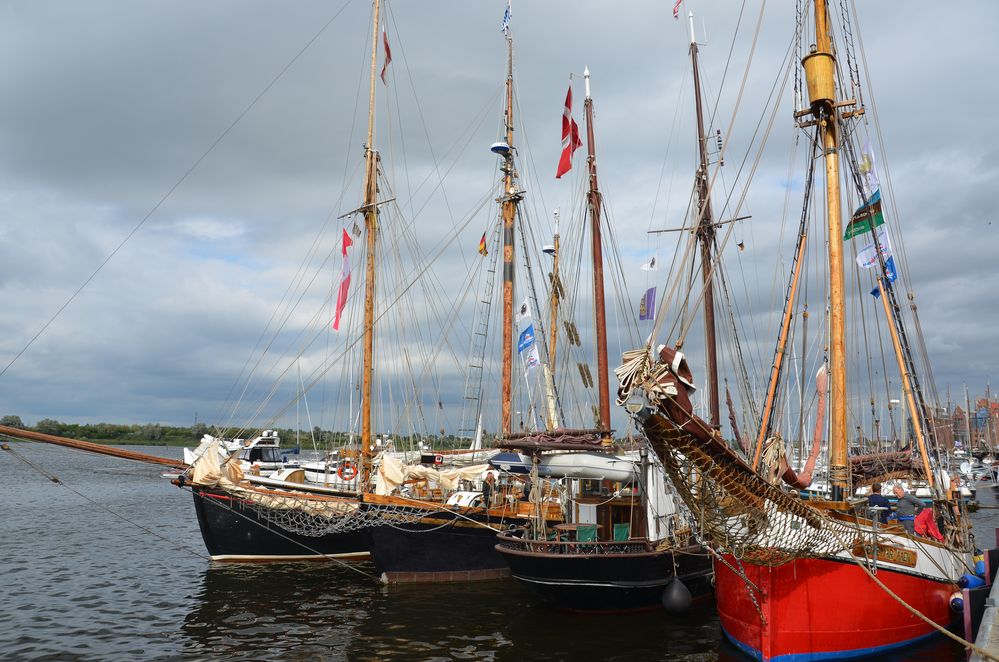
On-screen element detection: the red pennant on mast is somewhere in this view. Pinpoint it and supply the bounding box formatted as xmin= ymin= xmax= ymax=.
xmin=555 ymin=84 xmax=582 ymax=179
xmin=333 ymin=229 xmax=353 ymax=330
xmin=380 ymin=27 xmax=392 ymax=85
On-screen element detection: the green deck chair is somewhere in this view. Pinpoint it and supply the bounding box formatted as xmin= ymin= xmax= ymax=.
xmin=613 ymin=523 xmax=631 ymax=541
xmin=576 ymin=524 xmax=597 ymax=542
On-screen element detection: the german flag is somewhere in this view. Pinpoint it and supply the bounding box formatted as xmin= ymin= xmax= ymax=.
xmin=478 ymin=231 xmax=488 ymax=256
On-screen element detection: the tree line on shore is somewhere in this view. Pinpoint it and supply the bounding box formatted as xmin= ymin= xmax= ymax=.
xmin=0 ymin=415 xmax=478 ymax=449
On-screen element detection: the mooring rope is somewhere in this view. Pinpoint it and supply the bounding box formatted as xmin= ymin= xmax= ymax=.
xmin=828 ymin=526 xmax=999 ymax=662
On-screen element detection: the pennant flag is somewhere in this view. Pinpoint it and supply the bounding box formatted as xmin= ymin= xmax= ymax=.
xmin=844 ymin=190 xmax=885 ymax=240
xmin=870 ymin=256 xmax=897 ymax=298
xmin=351 ymin=221 xmax=362 ymax=237
xmin=641 ymin=254 xmax=658 ymax=271
xmin=501 ymin=1 xmax=512 ymax=35
xmin=555 ymin=84 xmax=582 ymax=179
xmin=333 ymin=229 xmax=353 ymax=330
xmin=515 ymin=297 xmax=532 ymax=324
xmin=380 ymin=27 xmax=392 ymax=85
xmin=855 ymin=227 xmax=891 ymax=269
xmin=673 ymin=0 xmax=683 ymax=19
xmin=478 ymin=231 xmax=488 ymax=256
xmin=859 ymin=139 xmax=880 ymax=202
xmin=523 ymin=343 xmax=541 ymax=370
xmin=518 ymin=324 xmax=536 ymax=354
xmin=639 ymin=287 xmax=656 ymax=321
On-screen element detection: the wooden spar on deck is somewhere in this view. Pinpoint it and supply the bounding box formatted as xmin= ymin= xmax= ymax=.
xmin=360 ymin=0 xmax=381 ymax=484
xmin=688 ymin=14 xmax=720 ymax=429
xmin=0 ymin=425 xmax=188 ymax=469
xmin=582 ymin=68 xmax=611 ymax=434
xmin=499 ymin=36 xmax=518 ymax=437
xmin=806 ymin=0 xmax=849 ymax=500
xmin=877 ymin=279 xmax=935 ymax=489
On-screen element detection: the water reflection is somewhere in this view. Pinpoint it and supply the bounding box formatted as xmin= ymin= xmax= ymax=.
xmin=182 ymin=563 xmax=721 ymax=661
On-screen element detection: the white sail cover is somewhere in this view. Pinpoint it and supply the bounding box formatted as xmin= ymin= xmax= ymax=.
xmin=374 ymin=454 xmax=491 ymax=495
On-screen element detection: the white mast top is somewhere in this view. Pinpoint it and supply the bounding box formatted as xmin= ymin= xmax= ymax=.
xmin=688 ymin=11 xmax=696 ymax=45
xmin=584 ymin=66 xmax=591 ymax=100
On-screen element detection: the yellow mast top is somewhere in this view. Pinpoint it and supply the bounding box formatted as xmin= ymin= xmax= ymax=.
xmin=803 ymin=0 xmax=848 ymax=501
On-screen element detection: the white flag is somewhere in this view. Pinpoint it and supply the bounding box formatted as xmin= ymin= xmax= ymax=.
xmin=641 ymin=254 xmax=658 ymax=271
xmin=859 ymin=138 xmax=880 ymax=202
xmin=856 ymin=227 xmax=891 ymax=269
xmin=523 ymin=343 xmax=541 ymax=370
xmin=516 ymin=297 xmax=532 ymax=324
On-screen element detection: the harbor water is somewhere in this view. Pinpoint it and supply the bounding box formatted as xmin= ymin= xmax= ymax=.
xmin=2 ymin=443 xmax=992 ymax=660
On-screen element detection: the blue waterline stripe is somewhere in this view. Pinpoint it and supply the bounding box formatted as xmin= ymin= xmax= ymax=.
xmin=721 ymin=623 xmax=939 ymax=661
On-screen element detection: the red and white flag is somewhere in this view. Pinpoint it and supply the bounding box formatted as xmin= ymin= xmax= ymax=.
xmin=673 ymin=0 xmax=683 ymax=20
xmin=380 ymin=27 xmax=392 ymax=85
xmin=555 ymin=84 xmax=582 ymax=179
xmin=333 ymin=228 xmax=353 ymax=330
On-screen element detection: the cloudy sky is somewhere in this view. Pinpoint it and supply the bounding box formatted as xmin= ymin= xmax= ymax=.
xmin=0 ymin=0 xmax=996 ymax=437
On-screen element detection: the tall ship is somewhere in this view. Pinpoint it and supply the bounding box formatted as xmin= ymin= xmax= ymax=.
xmin=616 ymin=1 xmax=976 ymax=659
xmin=494 ymin=60 xmax=713 ymax=612
xmin=361 ymin=12 xmax=562 ymax=584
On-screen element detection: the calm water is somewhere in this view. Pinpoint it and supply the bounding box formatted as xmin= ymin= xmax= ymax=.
xmin=2 ymin=443 xmax=992 ymax=660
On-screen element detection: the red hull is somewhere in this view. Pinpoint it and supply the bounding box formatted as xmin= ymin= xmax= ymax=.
xmin=715 ymin=554 xmax=954 ymax=661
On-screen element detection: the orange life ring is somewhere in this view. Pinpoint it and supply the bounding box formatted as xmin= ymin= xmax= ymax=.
xmin=338 ymin=461 xmax=358 ymax=481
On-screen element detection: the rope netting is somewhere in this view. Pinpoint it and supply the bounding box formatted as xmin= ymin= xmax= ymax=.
xmin=208 ymin=482 xmax=511 ymax=538
xmin=215 ymin=485 xmax=451 ymax=537
xmin=642 ymin=413 xmax=858 ymax=565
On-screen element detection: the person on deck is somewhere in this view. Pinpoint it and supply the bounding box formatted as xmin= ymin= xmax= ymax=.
xmin=481 ymin=473 xmax=495 ymax=509
xmin=892 ymin=485 xmax=923 ymax=535
xmin=867 ymin=482 xmax=891 ymax=524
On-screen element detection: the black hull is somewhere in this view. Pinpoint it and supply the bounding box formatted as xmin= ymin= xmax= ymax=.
xmin=497 ymin=539 xmax=713 ymax=612
xmin=366 ymin=505 xmax=527 ymax=583
xmin=192 ymin=486 xmax=369 ymax=561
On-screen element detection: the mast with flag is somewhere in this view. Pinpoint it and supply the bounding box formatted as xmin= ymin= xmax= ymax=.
xmin=582 ymin=68 xmax=611 ymax=435
xmin=498 ymin=9 xmax=522 ymax=437
xmin=359 ymin=0 xmax=383 ymax=484
xmin=688 ymin=11 xmax=721 ymax=429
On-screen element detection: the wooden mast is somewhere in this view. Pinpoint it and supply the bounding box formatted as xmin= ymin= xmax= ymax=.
xmin=360 ymin=0 xmax=381 ymax=483
xmin=583 ymin=68 xmax=611 ymax=434
xmin=965 ymin=383 xmax=974 ymax=449
xmin=499 ymin=35 xmax=518 ymax=437
xmin=877 ymin=279 xmax=935 ymax=488
xmin=752 ymin=236 xmax=808 ymax=469
xmin=804 ymin=0 xmax=848 ymax=501
xmin=545 ymin=211 xmax=561 ymax=430
xmin=548 ymin=211 xmax=560 ymax=380
xmin=688 ymin=14 xmax=720 ymax=429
